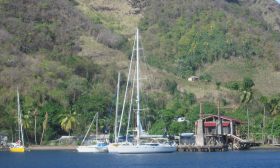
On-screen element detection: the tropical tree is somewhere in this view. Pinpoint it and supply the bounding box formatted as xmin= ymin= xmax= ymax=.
xmin=22 ymin=111 xmax=32 ymax=144
xmin=60 ymin=111 xmax=77 ymax=136
xmin=241 ymin=77 xmax=255 ymax=104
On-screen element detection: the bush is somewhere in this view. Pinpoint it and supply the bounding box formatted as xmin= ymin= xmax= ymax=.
xmin=164 ymin=79 xmax=177 ymax=94
xmin=242 ymin=77 xmax=254 ymax=91
xmin=225 ymin=81 xmax=240 ymax=90
xmin=216 ymin=81 xmax=221 ymax=90
xmin=200 ymin=73 xmax=212 ymax=82
xmin=273 ymin=63 xmax=280 ymax=72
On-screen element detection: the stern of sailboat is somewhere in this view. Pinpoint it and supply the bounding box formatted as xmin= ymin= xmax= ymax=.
xmin=9 ymin=146 xmax=25 ymax=153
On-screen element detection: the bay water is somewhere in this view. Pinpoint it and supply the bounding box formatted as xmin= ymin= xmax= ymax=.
xmin=1 ymin=150 xmax=280 ymax=168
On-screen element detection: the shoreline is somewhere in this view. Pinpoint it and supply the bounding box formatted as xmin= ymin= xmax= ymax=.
xmin=2 ymin=144 xmax=280 ymax=152
xmin=28 ymin=145 xmax=76 ymax=151
xmin=250 ymin=144 xmax=280 ymax=151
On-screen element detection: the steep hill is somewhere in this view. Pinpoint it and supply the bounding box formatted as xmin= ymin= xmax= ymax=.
xmin=0 ymin=0 xmax=280 ymax=142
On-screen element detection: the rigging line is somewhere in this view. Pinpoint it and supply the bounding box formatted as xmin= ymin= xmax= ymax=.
xmin=138 ymin=30 xmax=153 ymax=132
xmin=126 ymin=60 xmax=137 ymax=142
xmin=140 ymin=32 xmax=154 ymax=92
xmin=117 ymin=32 xmax=137 ymax=139
xmin=81 ymin=112 xmax=97 ymax=145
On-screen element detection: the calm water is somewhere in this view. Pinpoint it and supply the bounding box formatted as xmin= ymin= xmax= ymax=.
xmin=1 ymin=150 xmax=280 ymax=168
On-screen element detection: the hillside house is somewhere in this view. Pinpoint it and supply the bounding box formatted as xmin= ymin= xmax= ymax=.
xmin=188 ymin=76 xmax=199 ymax=82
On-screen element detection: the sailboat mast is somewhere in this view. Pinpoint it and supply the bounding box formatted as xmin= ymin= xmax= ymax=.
xmin=114 ymin=72 xmax=120 ymax=143
xmin=17 ymin=87 xmax=24 ymax=146
xmin=136 ymin=28 xmax=141 ymax=143
xmin=17 ymin=87 xmax=21 ymax=142
xmin=96 ymin=112 xmax=98 ymax=141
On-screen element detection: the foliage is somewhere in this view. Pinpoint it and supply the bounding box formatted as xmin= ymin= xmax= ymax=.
xmin=242 ymin=77 xmax=255 ymax=91
xmin=199 ymin=73 xmax=212 ymax=83
xmin=164 ymin=79 xmax=178 ymax=94
xmin=225 ymin=81 xmax=240 ymax=90
xmin=140 ymin=0 xmax=275 ymax=77
xmin=60 ymin=111 xmax=77 ymax=135
xmin=0 ymin=0 xmax=280 ymax=144
xmin=240 ymin=77 xmax=255 ymax=103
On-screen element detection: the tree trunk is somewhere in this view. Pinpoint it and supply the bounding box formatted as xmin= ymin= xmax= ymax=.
xmin=40 ymin=128 xmax=45 ymax=145
xmin=34 ymin=115 xmax=37 ymax=144
xmin=40 ymin=112 xmax=48 ymax=145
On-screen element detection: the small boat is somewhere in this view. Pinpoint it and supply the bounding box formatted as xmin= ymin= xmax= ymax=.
xmin=77 ymin=141 xmax=108 ymax=153
xmin=76 ymin=112 xmax=108 ymax=153
xmin=108 ymin=28 xmax=177 ymax=154
xmin=9 ymin=142 xmax=25 ymax=153
xmin=10 ymin=88 xmax=25 ymax=153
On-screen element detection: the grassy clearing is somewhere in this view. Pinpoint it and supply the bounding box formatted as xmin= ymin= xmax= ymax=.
xmin=78 ymin=35 xmax=128 ymax=67
xmin=76 ymin=0 xmax=141 ymax=36
xmin=202 ymin=58 xmax=280 ymax=96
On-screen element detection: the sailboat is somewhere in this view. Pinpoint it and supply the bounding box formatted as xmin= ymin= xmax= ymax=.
xmin=76 ymin=112 xmax=108 ymax=153
xmin=108 ymin=28 xmax=177 ymax=154
xmin=9 ymin=87 xmax=25 ymax=153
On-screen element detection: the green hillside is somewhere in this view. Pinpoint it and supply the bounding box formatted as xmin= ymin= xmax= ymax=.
xmin=0 ymin=0 xmax=280 ymax=144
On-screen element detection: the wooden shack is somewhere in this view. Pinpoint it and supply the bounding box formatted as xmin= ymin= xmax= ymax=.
xmin=195 ymin=115 xmax=242 ymax=136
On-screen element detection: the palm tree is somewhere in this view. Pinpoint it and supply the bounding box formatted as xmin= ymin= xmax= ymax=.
xmin=60 ymin=111 xmax=77 ymax=136
xmin=240 ymin=90 xmax=252 ymax=104
xmin=241 ymin=77 xmax=254 ymax=104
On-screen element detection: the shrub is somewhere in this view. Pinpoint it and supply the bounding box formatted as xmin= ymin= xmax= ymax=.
xmin=200 ymin=73 xmax=212 ymax=82
xmin=225 ymin=81 xmax=240 ymax=90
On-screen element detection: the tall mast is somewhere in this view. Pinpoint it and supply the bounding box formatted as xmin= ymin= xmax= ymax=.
xmin=136 ymin=28 xmax=141 ymax=143
xmin=17 ymin=87 xmax=21 ymax=142
xmin=114 ymin=72 xmax=120 ymax=143
xmin=17 ymin=87 xmax=24 ymax=146
xmin=117 ymin=34 xmax=137 ymax=140
xmin=96 ymin=112 xmax=98 ymax=141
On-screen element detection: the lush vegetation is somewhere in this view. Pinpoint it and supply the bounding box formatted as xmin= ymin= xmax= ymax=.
xmin=0 ymin=0 xmax=124 ymax=144
xmin=140 ymin=0 xmax=278 ymax=78
xmin=0 ymin=0 xmax=280 ymax=145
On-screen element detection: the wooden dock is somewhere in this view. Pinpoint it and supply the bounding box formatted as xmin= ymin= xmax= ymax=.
xmin=177 ymin=145 xmax=228 ymax=152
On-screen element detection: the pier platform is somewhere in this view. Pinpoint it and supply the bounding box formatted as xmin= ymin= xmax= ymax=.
xmin=177 ymin=145 xmax=228 ymax=152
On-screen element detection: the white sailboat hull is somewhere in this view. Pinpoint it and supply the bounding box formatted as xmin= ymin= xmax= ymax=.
xmin=76 ymin=145 xmax=108 ymax=153
xmin=108 ymin=143 xmax=177 ymax=154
